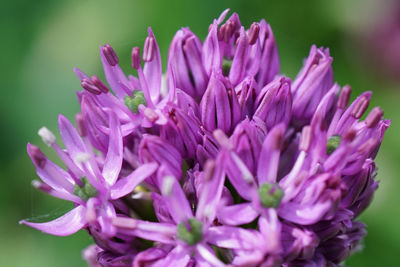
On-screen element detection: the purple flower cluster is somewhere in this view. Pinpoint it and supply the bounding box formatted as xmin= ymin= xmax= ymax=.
xmin=21 ymin=9 xmax=390 ymax=267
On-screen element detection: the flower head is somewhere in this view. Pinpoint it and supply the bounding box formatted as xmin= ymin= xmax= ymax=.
xmin=21 ymin=9 xmax=390 ymax=267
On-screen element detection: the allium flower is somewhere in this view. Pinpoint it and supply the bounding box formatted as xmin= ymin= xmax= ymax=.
xmin=21 ymin=9 xmax=390 ymax=267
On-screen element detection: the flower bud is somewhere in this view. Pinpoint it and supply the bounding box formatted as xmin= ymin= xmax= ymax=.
xmin=292 ymin=45 xmax=333 ymax=126
xmin=200 ymin=71 xmax=240 ymax=133
xmin=254 ymin=76 xmax=292 ymax=130
xmin=168 ymin=29 xmax=208 ymax=99
xmin=160 ymin=104 xmax=202 ymax=159
xmin=235 ymin=76 xmax=258 ymax=118
xmin=138 ymin=134 xmax=182 ymax=179
xmin=255 ymin=20 xmax=280 ymax=87
xmin=230 ymin=118 xmax=265 ymax=174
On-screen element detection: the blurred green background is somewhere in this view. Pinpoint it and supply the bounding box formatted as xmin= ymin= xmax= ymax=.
xmin=1 ymin=0 xmax=399 ymax=266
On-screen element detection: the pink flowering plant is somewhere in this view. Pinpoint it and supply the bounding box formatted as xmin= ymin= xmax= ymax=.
xmin=21 ymin=9 xmax=390 ymax=267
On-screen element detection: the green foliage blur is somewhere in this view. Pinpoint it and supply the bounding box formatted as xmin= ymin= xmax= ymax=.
xmin=1 ymin=0 xmax=399 ymax=266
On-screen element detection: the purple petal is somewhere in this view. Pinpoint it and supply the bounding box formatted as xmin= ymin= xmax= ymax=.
xmin=279 ymin=173 xmax=341 ymax=225
xmin=139 ymin=134 xmax=183 ymax=179
xmin=224 ymin=150 xmax=255 ymax=201
xmin=291 ymin=45 xmax=333 ymax=125
xmin=97 ymin=202 xmax=117 ymax=237
xmin=216 ymin=9 xmax=230 ymax=24
xmin=208 ymin=226 xmax=264 ymax=250
xmin=279 ymin=202 xmax=334 ymax=226
xmin=246 ymin=37 xmax=261 ymax=77
xmin=159 ymin=171 xmax=193 ymax=223
xmin=235 ymin=76 xmax=258 ymax=117
xmin=259 ymin=209 xmax=281 ymax=253
xmin=167 ymin=62 xmax=177 ymax=102
xmin=257 ymin=123 xmax=285 ymax=184
xmin=143 ymin=27 xmax=162 ymax=104
xmin=231 ymin=250 xmax=265 ymax=267
xmin=196 ymin=244 xmax=226 ymax=267
xmin=229 ymin=27 xmax=249 ymax=86
xmin=133 ymin=248 xmax=167 ymax=267
xmin=203 ymin=21 xmax=221 ymax=76
xmin=20 ymin=205 xmax=86 ymax=236
xmin=110 ymin=162 xmax=158 ymax=199
xmin=102 ymin=110 xmax=123 ymax=186
xmin=80 ymin=94 xmax=108 ymax=152
xmin=168 ymin=30 xmax=195 ymax=97
xmin=217 ymin=203 xmax=258 ymax=226
xmin=152 ymin=245 xmax=191 ymax=267
xmin=73 ymin=67 xmax=90 ymax=81
xmin=254 ymin=76 xmax=292 ymax=130
xmin=58 ymin=114 xmax=88 ymax=165
xmin=256 ymin=20 xmax=280 ymax=87
xmin=184 ymin=34 xmax=208 ymax=97
xmin=27 ymin=143 xmax=75 ymax=193
xmin=100 ymin=45 xmax=131 ymax=99
xmin=195 ymin=158 xmax=226 ymax=223
xmin=113 ymin=217 xmax=176 ymax=244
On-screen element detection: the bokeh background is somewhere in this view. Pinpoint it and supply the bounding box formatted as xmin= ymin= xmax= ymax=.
xmin=1 ymin=0 xmax=399 ymax=266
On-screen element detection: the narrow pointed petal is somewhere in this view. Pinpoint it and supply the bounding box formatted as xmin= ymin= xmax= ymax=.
xmin=133 ymin=248 xmax=167 ymax=267
xmin=256 ymin=20 xmax=280 ymax=87
xmin=246 ymin=35 xmax=261 ymax=77
xmin=139 ymin=134 xmax=183 ymax=179
xmin=203 ymin=21 xmax=221 ymax=76
xmin=110 ymin=163 xmax=158 ymax=199
xmin=27 ymin=143 xmax=75 ymax=193
xmin=279 ymin=173 xmax=342 ymax=225
xmin=184 ymin=34 xmax=208 ymax=97
xmin=217 ymin=203 xmax=258 ymax=225
xmin=208 ymin=226 xmax=264 ymax=250
xmin=200 ymin=72 xmax=238 ymax=133
xmin=257 ymin=123 xmax=285 ymax=184
xmin=152 ymin=245 xmax=191 ymax=267
xmin=196 ymin=244 xmax=226 ymax=267
xmin=216 ymin=9 xmax=230 ymax=24
xmin=80 ymin=94 xmax=108 ymax=152
xmin=159 ymin=172 xmax=193 ymax=223
xmin=100 ymin=45 xmax=131 ymax=99
xmin=196 ymin=159 xmax=226 ymax=223
xmin=113 ymin=217 xmax=176 ymax=244
xmin=58 ymin=114 xmax=88 ymax=166
xmin=230 ymin=118 xmax=265 ymax=174
xmin=168 ymin=30 xmax=195 ymax=97
xmin=102 ymin=111 xmax=123 ymax=186
xmin=224 ymin=150 xmax=255 ymax=201
xmin=20 ymin=205 xmax=86 ymax=236
xmin=229 ymin=27 xmax=249 ymax=85
xmin=73 ymin=67 xmax=90 ymax=81
xmin=259 ymin=209 xmax=282 ymax=253
xmin=143 ymin=28 xmax=162 ymax=103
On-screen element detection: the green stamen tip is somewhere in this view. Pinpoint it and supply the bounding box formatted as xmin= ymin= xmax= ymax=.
xmin=326 ymin=135 xmax=342 ymax=155
xmin=73 ymin=177 xmax=97 ymax=201
xmin=177 ymin=218 xmax=203 ymax=245
xmin=222 ymin=59 xmax=233 ymax=76
xmin=124 ymin=91 xmax=146 ymax=113
xmin=258 ymin=183 xmax=284 ymax=208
